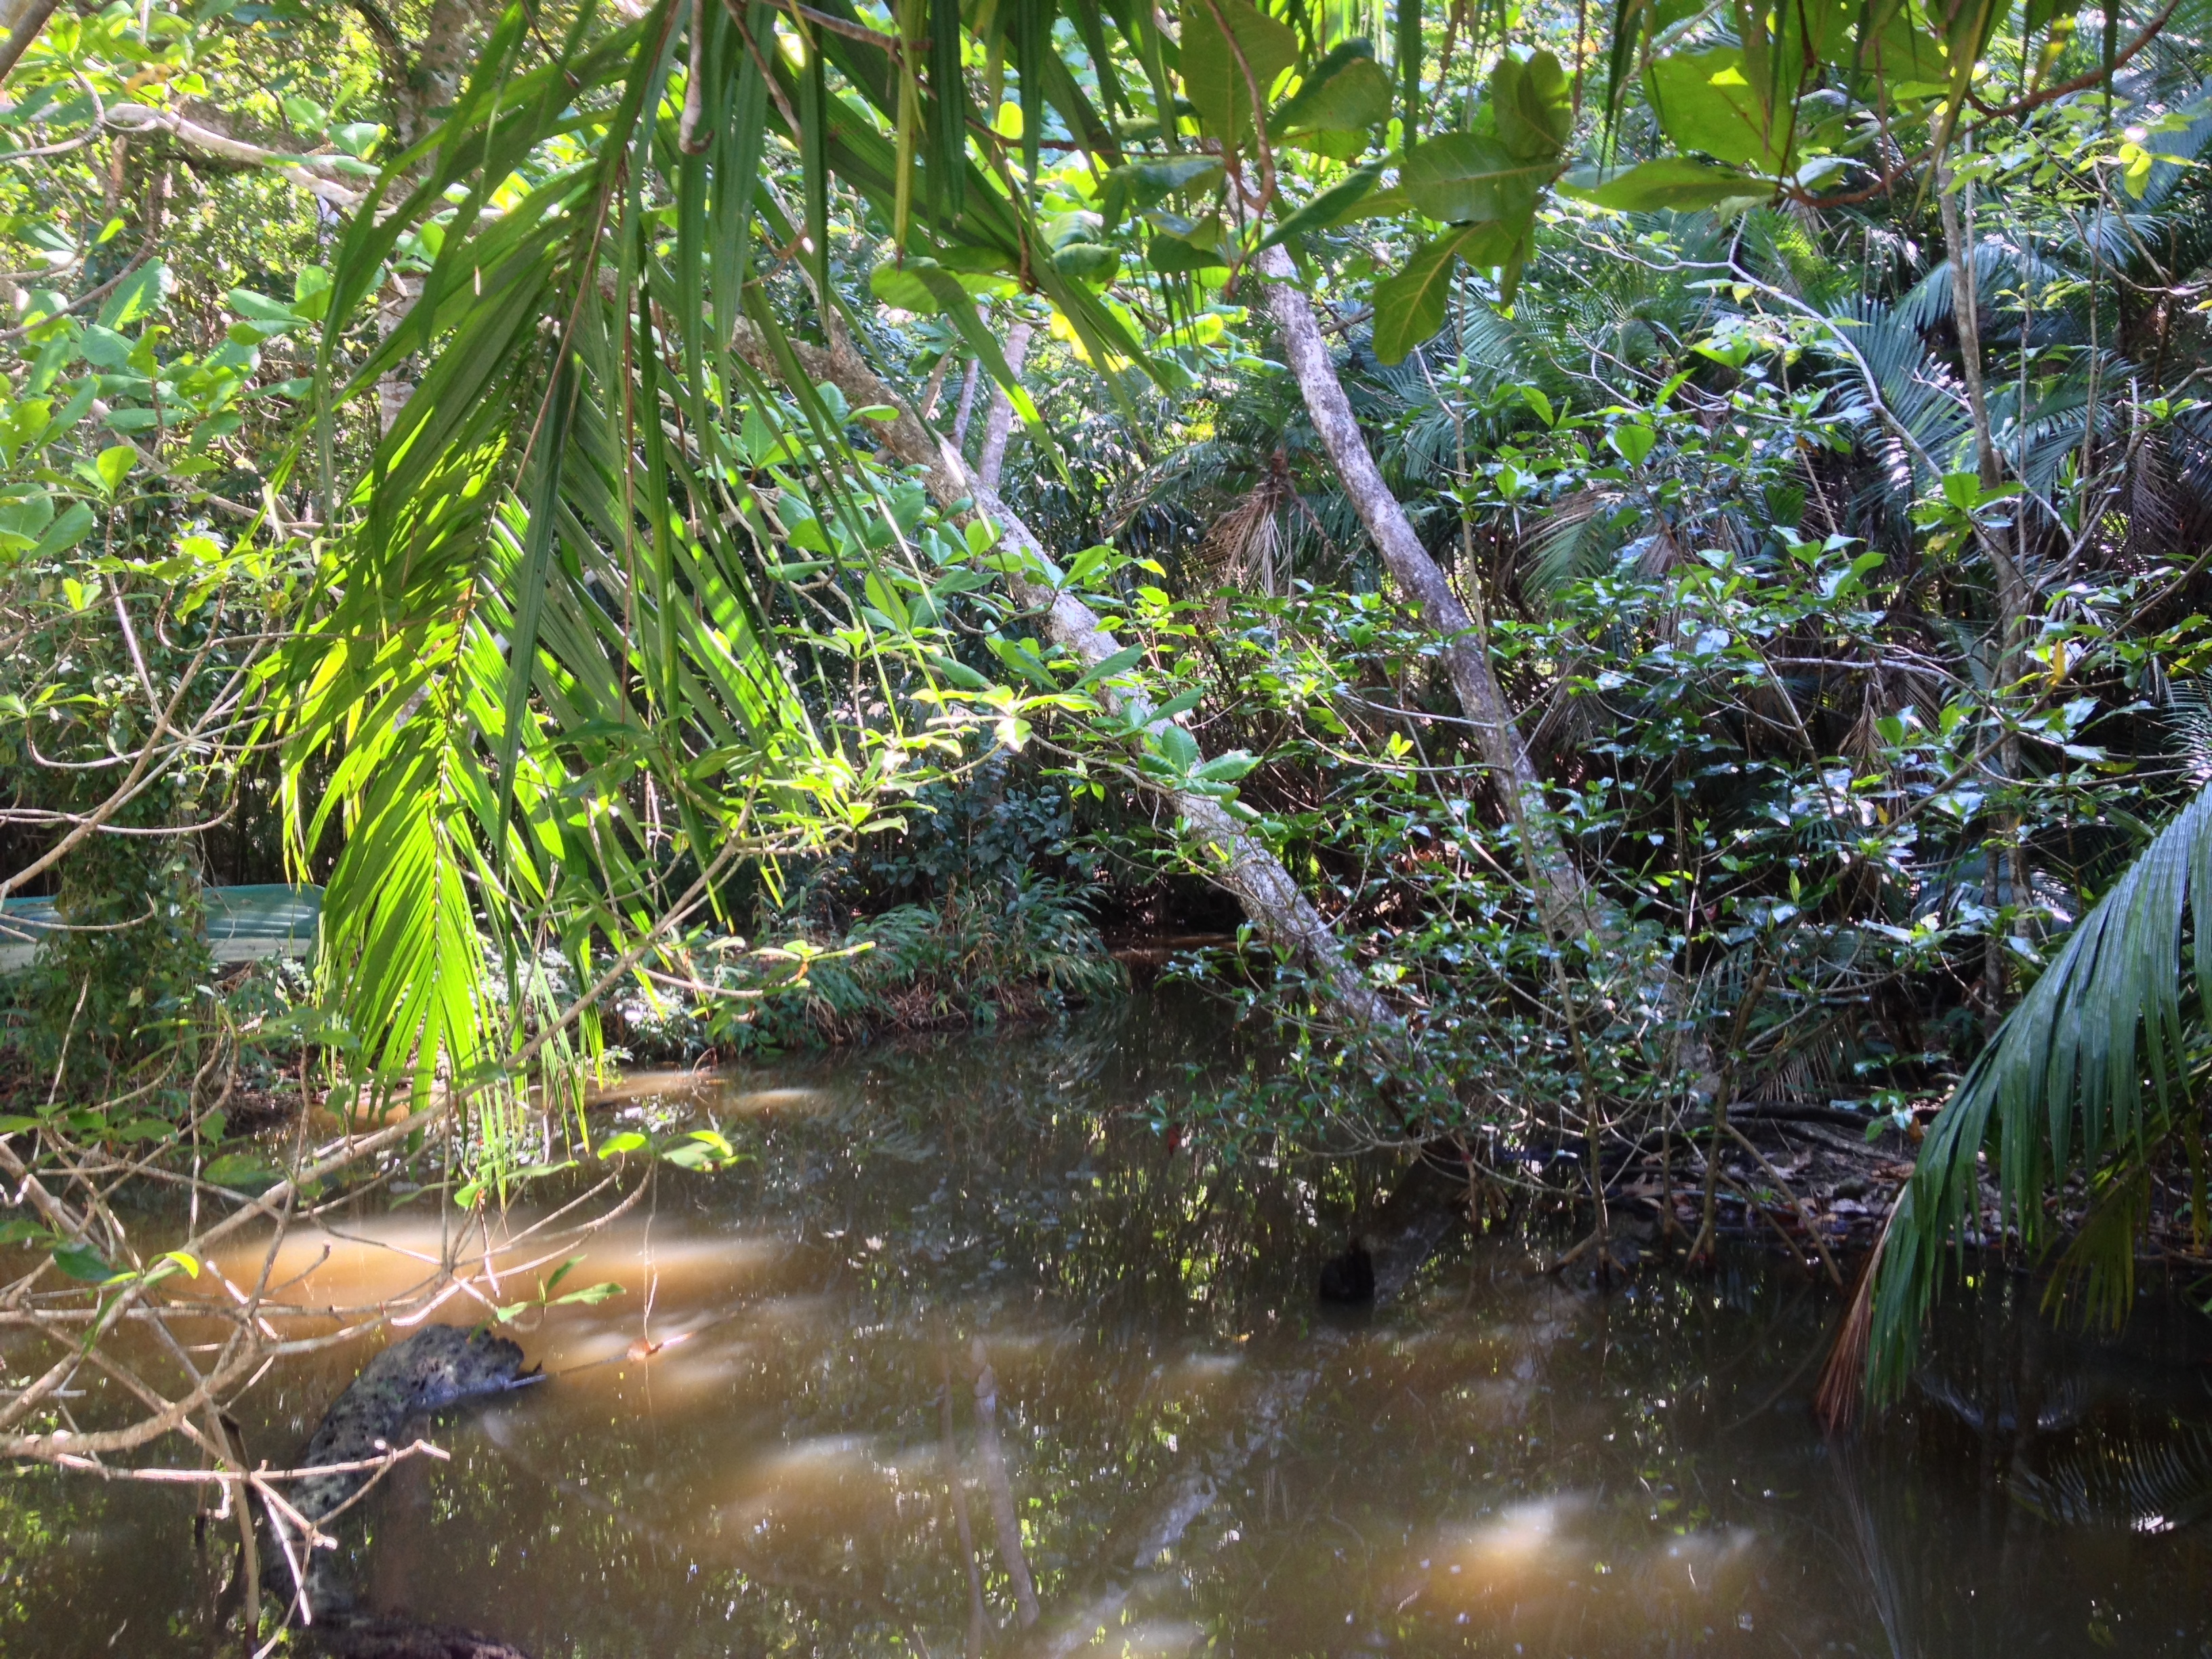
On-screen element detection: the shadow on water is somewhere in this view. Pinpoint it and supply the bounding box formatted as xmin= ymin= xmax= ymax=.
xmin=7 ymin=989 xmax=2212 ymax=1656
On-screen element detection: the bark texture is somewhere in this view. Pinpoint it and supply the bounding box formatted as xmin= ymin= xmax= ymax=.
xmin=975 ymin=319 xmax=1033 ymax=490
xmin=733 ymin=319 xmax=1400 ymax=1034
xmin=1254 ymin=244 xmax=1593 ymax=939
xmin=0 ymin=0 xmax=58 ymax=84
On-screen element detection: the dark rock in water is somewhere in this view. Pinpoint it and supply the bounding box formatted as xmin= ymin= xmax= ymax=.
xmin=286 ymin=1324 xmax=539 ymax=1569
xmin=272 ymin=1324 xmax=542 ymax=1657
xmin=1317 ymin=1239 xmax=1375 ymax=1305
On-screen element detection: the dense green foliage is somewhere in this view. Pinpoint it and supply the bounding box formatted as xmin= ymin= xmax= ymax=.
xmin=5 ymin=0 xmax=2212 ymax=1549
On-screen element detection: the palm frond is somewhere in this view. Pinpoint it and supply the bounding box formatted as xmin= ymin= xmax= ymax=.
xmin=280 ymin=0 xmax=962 ymax=1113
xmin=1867 ymin=777 xmax=2212 ymax=1401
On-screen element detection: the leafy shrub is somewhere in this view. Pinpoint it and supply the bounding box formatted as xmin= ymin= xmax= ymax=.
xmin=611 ymin=876 xmax=1124 ymax=1061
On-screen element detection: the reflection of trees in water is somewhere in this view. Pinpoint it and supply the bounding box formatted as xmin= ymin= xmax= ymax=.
xmin=1827 ymin=1277 xmax=2212 ymax=1659
xmin=704 ymin=989 xmax=1381 ymax=1338
xmin=2015 ymin=1422 xmax=2212 ymax=1532
xmin=9 ymin=999 xmax=2212 ymax=1656
xmin=399 ymin=994 xmax=1359 ymax=1655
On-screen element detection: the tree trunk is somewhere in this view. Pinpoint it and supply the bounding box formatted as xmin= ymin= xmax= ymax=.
xmin=409 ymin=0 xmax=482 ymax=146
xmin=971 ymin=1339 xmax=1040 ymax=1628
xmin=0 ymin=0 xmax=59 ymax=85
xmin=1253 ymin=244 xmax=1594 ymax=940
xmin=733 ymin=320 xmax=1401 ymax=1036
xmin=1938 ymin=157 xmax=2028 ymax=1030
xmin=950 ymin=356 xmax=982 ymax=451
xmin=976 ymin=319 xmax=1033 ymax=489
xmin=350 ymin=0 xmax=485 ymax=430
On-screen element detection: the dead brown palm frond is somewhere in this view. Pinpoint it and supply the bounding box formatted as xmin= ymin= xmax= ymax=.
xmin=1842 ymin=671 xmax=1889 ymax=765
xmin=1200 ymin=452 xmax=1294 ymax=598
xmin=2125 ymin=438 xmax=2183 ymax=571
xmin=1816 ymin=1182 xmax=1907 ymax=1433
xmin=1519 ymin=486 xmax=1624 ymax=603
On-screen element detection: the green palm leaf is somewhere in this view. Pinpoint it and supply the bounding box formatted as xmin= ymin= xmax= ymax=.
xmin=1868 ymin=779 xmax=2212 ymax=1400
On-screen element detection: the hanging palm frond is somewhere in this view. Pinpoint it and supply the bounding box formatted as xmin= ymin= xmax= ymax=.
xmin=1865 ymin=778 xmax=2212 ymax=1401
xmin=279 ymin=0 xmax=980 ymax=1118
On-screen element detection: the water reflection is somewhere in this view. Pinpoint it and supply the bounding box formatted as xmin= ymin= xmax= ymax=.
xmin=4 ymin=991 xmax=2212 ymax=1656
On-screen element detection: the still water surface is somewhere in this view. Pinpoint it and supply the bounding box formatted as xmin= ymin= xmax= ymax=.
xmin=10 ymin=992 xmax=2212 ymax=1656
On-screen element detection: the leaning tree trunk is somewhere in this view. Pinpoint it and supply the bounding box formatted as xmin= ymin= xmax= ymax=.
xmin=0 ymin=0 xmax=59 ymax=83
xmin=1254 ymin=244 xmax=1594 ymax=941
xmin=733 ymin=321 xmax=1400 ymax=1036
xmin=975 ymin=318 xmax=1033 ymax=491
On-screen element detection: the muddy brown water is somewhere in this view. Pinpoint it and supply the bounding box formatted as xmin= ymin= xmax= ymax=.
xmin=7 ymin=991 xmax=2212 ymax=1656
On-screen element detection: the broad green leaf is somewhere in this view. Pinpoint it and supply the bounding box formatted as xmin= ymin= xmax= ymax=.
xmin=1193 ymin=750 xmax=1258 ymax=782
xmin=925 ymin=651 xmax=994 ymax=691
xmin=596 ymin=1130 xmax=649 ymax=1157
xmin=933 ymin=244 xmax=1019 ymax=274
xmin=1337 ymin=184 xmax=1411 ymax=221
xmin=30 ymin=501 xmax=95 ymax=560
xmin=1270 ymin=41 xmax=1393 ymax=140
xmin=1101 ymin=156 xmax=1225 ymax=228
xmin=1051 ymin=241 xmax=1120 ymax=283
xmin=96 ymin=260 xmax=167 ymax=331
xmin=870 ymin=258 xmax=945 ymax=313
xmin=331 ymin=121 xmax=384 ymax=158
xmin=292 ymin=265 xmax=334 ymax=321
xmin=1259 ymin=163 xmax=1382 ymax=250
xmin=226 ymin=288 xmax=300 ymax=331
xmin=1491 ymin=47 xmax=1574 ymax=161
xmin=78 ymin=326 xmax=134 ymax=369
xmin=554 ymin=1280 xmax=626 ymax=1305
xmin=1370 ymin=225 xmax=1524 ymax=363
xmin=202 ymin=1152 xmax=282 ymax=1193
xmin=1073 ymin=643 xmax=1147 ymax=687
xmin=1609 ymin=423 xmax=1658 ymax=466
xmin=1154 ymin=722 xmax=1202 ymax=771
xmin=1399 ymin=133 xmax=1553 ymax=225
xmin=1646 ymin=48 xmax=1788 ymax=170
xmin=95 ymin=445 xmax=137 ymax=495
xmin=1148 ymin=232 xmax=1229 ymax=273
xmin=1178 ymin=0 xmax=1298 ymax=147
xmin=1858 ymin=0 xmax=1951 ymax=92
xmin=52 ymin=1244 xmax=117 ymax=1283
xmin=1562 ymin=156 xmax=1769 ymax=211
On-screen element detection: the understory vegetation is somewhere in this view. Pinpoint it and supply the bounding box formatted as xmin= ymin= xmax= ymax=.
xmin=8 ymin=0 xmax=2212 ymax=1626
